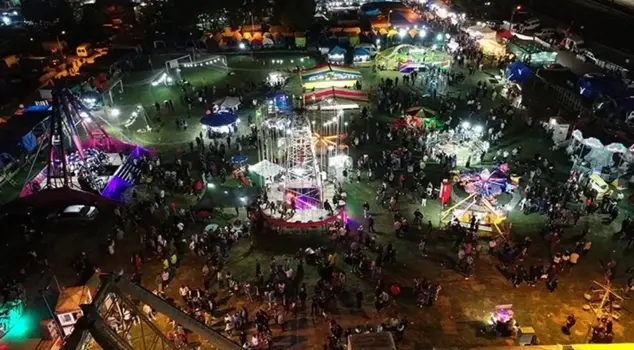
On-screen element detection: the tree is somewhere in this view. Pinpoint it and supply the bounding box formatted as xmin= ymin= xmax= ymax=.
xmin=273 ymin=0 xmax=315 ymax=31
xmin=22 ymin=0 xmax=74 ymax=25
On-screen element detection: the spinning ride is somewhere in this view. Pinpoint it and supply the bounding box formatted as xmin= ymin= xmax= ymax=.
xmin=441 ymin=165 xmax=519 ymax=235
xmin=256 ymin=112 xmax=347 ymax=229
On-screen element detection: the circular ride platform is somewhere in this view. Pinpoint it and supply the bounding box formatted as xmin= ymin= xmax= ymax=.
xmin=258 ymin=182 xmax=346 ymax=229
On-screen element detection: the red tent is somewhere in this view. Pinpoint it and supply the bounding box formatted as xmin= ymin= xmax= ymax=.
xmin=497 ymin=30 xmax=513 ymax=40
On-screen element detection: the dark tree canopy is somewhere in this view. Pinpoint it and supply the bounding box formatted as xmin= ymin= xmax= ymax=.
xmin=22 ymin=0 xmax=74 ymax=24
xmin=273 ymin=0 xmax=315 ymax=31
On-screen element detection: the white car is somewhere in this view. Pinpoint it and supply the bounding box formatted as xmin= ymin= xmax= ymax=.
xmin=47 ymin=205 xmax=99 ymax=224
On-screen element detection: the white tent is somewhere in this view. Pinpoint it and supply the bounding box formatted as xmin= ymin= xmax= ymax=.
xmin=465 ymin=25 xmax=496 ymax=40
xmin=214 ymin=96 xmax=241 ymax=112
xmin=251 ymin=160 xmax=286 ymax=179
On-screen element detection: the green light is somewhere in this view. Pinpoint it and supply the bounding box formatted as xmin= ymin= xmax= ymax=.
xmin=436 ymin=33 xmax=443 ymax=41
xmin=7 ymin=313 xmax=32 ymax=339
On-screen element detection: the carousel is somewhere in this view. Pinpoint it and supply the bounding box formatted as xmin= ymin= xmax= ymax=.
xmin=393 ymin=106 xmax=446 ymax=131
xmin=441 ymin=164 xmax=520 ymax=235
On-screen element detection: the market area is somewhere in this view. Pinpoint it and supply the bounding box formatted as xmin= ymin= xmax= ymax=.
xmin=0 ymin=0 xmax=634 ymax=349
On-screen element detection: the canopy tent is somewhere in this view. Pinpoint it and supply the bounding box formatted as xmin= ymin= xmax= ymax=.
xmin=394 ymin=106 xmax=444 ymax=129
xmin=328 ymin=46 xmax=346 ymax=63
xmin=353 ymin=47 xmax=371 ymax=63
xmin=576 ymin=73 xmax=629 ymax=100
xmin=250 ymin=160 xmax=286 ymax=179
xmin=505 ymin=61 xmax=532 ymax=83
xmin=479 ymin=39 xmax=506 ymax=57
xmin=464 ymin=25 xmax=496 ymax=40
xmin=301 ymin=64 xmax=362 ymax=89
xmin=303 ymin=87 xmax=369 ymax=107
xmin=200 ymin=111 xmax=239 ymax=134
xmin=0 ymin=104 xmax=51 ymax=153
xmin=214 ymin=96 xmax=241 ymax=111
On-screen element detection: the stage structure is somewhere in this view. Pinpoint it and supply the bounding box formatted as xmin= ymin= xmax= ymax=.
xmin=21 ymin=88 xmax=153 ymax=202
xmin=255 ymin=109 xmax=347 ymax=228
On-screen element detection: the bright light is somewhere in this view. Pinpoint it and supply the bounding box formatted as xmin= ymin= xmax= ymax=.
xmin=431 ymin=44 xmax=438 ymax=50
xmin=445 ymin=33 xmax=451 ymax=39
xmin=549 ymin=118 xmax=557 ymax=125
xmin=207 ymin=183 xmax=215 ymax=189
xmin=110 ymin=108 xmax=120 ymax=117
xmin=240 ymin=197 xmax=247 ymax=202
xmin=419 ymin=30 xmax=427 ymax=38
xmin=61 ymin=30 xmax=65 ymax=35
xmin=80 ymin=111 xmax=89 ymax=118
xmin=376 ymin=38 xmax=381 ymax=44
xmin=436 ymin=33 xmax=443 ymax=41
xmin=461 ymin=121 xmax=470 ymax=129
xmin=239 ymin=42 xmax=246 ymax=50
xmin=474 ymin=125 xmax=483 ymax=133
xmin=2 ymin=16 xmax=11 ymax=25
xmin=398 ymin=29 xmax=407 ymax=38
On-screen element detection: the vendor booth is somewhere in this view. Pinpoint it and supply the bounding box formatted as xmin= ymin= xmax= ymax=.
xmin=328 ymin=46 xmax=346 ymax=64
xmin=374 ymin=44 xmax=451 ymax=72
xmin=479 ymin=39 xmax=506 ymax=57
xmin=301 ymin=64 xmax=362 ymax=89
xmin=303 ymin=87 xmax=369 ymax=110
xmin=508 ymin=37 xmax=557 ymax=67
xmin=214 ymin=96 xmax=241 ymax=112
xmin=464 ymin=25 xmax=496 ymax=40
xmin=393 ymin=106 xmax=445 ymax=130
xmin=200 ymin=110 xmax=239 ymax=135
xmin=353 ymin=47 xmax=372 ymax=64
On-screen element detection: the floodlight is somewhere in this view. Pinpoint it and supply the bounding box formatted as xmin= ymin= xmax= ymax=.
xmin=110 ymin=108 xmax=120 ymax=117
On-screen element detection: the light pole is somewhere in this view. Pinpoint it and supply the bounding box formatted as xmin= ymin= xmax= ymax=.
xmin=388 ymin=10 xmax=393 ymax=27
xmin=510 ymin=5 xmax=521 ymax=30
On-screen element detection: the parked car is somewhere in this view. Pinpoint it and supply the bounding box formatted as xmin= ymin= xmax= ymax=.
xmin=520 ymin=18 xmax=541 ymax=32
xmin=47 ymin=205 xmax=99 ymax=224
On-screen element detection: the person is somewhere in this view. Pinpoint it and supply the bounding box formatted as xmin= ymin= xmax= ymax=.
xmin=355 ymin=290 xmax=363 ymax=308
xmin=562 ymin=314 xmax=576 ymax=334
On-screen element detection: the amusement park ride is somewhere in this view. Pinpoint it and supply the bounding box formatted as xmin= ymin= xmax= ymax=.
xmin=18 ymin=88 xmax=152 ymax=208
xmin=440 ymin=165 xmax=519 ymax=235
xmin=253 ymin=92 xmax=351 ymax=229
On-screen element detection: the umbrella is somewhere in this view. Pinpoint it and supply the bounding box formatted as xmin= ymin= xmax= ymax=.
xmin=231 ymin=155 xmax=248 ymax=164
xmin=406 ymin=106 xmax=437 ymax=119
xmin=205 ymin=224 xmax=219 ymax=232
xmin=606 ymin=142 xmax=627 ymax=154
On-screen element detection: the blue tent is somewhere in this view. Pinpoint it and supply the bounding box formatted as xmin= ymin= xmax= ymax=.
xmin=353 ymin=47 xmax=371 ymax=58
xmin=200 ymin=111 xmax=238 ymax=127
xmin=576 ymin=74 xmax=628 ymax=100
xmin=329 ymin=46 xmax=346 ymax=56
xmin=505 ymin=61 xmax=532 ymax=83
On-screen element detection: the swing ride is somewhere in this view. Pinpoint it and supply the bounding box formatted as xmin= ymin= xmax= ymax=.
xmin=441 ymin=165 xmax=519 ymax=235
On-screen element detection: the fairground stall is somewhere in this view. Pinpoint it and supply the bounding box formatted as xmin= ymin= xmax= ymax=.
xmin=374 ymin=44 xmax=451 ymax=72
xmin=353 ymin=47 xmax=372 ymax=65
xmin=507 ymin=36 xmax=557 ymax=67
xmin=567 ymin=129 xmax=633 ymax=187
xmin=393 ymin=106 xmax=446 ymax=131
xmin=301 ymin=64 xmax=362 ymax=90
xmin=328 ymin=46 xmax=347 ymax=64
xmin=200 ymin=110 xmax=239 ymax=136
xmin=463 ymin=24 xmax=506 ymax=57
xmin=303 ymin=87 xmax=369 ymax=111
